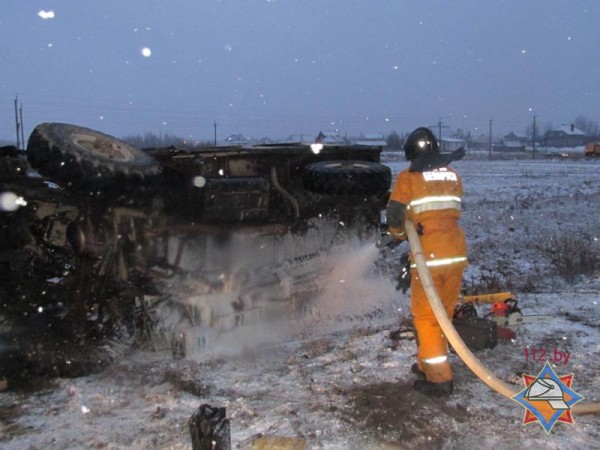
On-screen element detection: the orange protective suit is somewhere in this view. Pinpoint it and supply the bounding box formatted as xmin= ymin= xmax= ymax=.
xmin=387 ymin=165 xmax=467 ymax=383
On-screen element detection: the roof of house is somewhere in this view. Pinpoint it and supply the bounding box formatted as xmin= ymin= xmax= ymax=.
xmin=550 ymin=125 xmax=586 ymax=136
xmin=316 ymin=131 xmax=348 ymax=144
xmin=283 ymin=134 xmax=314 ymax=143
xmin=505 ymin=131 xmax=528 ymax=140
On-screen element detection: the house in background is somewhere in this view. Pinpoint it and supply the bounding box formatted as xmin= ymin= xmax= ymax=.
xmin=439 ymin=137 xmax=465 ymax=152
xmin=495 ymin=140 xmax=526 ymax=152
xmin=283 ymin=134 xmax=314 ymax=144
xmin=542 ymin=124 xmax=587 ymax=148
xmin=503 ymin=131 xmax=529 ymax=144
xmin=355 ymin=132 xmax=387 ymax=146
xmin=495 ymin=131 xmax=528 ymax=152
xmin=470 ymin=133 xmax=490 ymax=150
xmin=315 ymin=130 xmax=348 ymax=144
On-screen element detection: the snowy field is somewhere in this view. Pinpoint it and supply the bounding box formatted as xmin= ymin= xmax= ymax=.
xmin=1 ymin=156 xmax=600 ymax=449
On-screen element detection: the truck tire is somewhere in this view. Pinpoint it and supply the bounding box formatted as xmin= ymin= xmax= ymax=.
xmin=303 ymin=160 xmax=391 ymax=195
xmin=27 ymin=123 xmax=161 ymax=191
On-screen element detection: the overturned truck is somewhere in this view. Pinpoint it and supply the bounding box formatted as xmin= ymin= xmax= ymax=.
xmin=0 ymin=123 xmax=391 ymax=378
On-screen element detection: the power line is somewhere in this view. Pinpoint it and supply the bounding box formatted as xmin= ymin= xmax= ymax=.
xmin=428 ymin=118 xmax=450 ymax=140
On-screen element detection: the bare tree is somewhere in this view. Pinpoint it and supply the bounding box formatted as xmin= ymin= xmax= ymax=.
xmin=386 ymin=130 xmax=402 ymax=150
xmin=524 ymin=122 xmax=541 ymax=142
xmin=574 ymin=115 xmax=599 ymax=139
xmin=122 ymin=132 xmax=211 ymax=149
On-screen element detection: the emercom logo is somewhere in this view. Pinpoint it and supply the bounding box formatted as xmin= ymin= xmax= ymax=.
xmin=512 ymin=361 xmax=584 ymax=433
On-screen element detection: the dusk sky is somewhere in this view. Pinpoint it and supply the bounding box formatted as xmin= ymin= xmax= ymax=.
xmin=1 ymin=1 xmax=599 ymax=144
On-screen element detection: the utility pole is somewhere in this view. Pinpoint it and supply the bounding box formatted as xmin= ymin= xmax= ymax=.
xmin=436 ymin=118 xmax=448 ymax=142
xmin=532 ymin=115 xmax=537 ymax=159
xmin=14 ymin=95 xmax=20 ymax=150
xmin=19 ymin=103 xmax=25 ymax=149
xmin=213 ymin=121 xmax=217 ymax=146
xmin=430 ymin=118 xmax=449 ymax=150
xmin=488 ymin=119 xmax=493 ymax=159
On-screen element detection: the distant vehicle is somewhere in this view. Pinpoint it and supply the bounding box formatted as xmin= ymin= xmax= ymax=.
xmin=0 ymin=123 xmax=391 ymax=378
xmin=224 ymin=133 xmax=251 ymax=146
xmin=584 ymin=142 xmax=600 ymax=157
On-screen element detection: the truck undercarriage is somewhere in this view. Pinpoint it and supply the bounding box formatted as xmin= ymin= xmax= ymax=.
xmin=0 ymin=123 xmax=391 ymax=378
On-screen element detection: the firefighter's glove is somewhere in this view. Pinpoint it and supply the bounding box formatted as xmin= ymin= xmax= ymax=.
xmin=416 ymin=223 xmax=424 ymax=236
xmin=396 ymin=251 xmax=411 ymax=293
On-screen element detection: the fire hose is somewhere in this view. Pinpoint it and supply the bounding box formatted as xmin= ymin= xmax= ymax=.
xmin=404 ymin=220 xmax=600 ymax=415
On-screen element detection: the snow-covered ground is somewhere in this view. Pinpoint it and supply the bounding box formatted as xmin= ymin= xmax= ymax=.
xmin=1 ymin=156 xmax=600 ymax=449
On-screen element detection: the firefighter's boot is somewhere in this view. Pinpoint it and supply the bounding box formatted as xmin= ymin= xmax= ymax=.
xmin=413 ymin=356 xmax=454 ymax=396
xmin=413 ymin=379 xmax=454 ymax=397
xmin=411 ymin=363 xmax=425 ymax=379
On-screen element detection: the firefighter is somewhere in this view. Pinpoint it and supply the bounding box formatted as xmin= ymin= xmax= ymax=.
xmin=387 ymin=127 xmax=467 ymax=397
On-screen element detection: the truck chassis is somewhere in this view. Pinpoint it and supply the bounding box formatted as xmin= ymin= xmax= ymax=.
xmin=0 ymin=123 xmax=391 ymax=377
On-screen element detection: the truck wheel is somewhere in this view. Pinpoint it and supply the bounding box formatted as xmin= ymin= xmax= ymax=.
xmin=27 ymin=123 xmax=161 ymax=190
xmin=303 ymin=160 xmax=391 ymax=195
